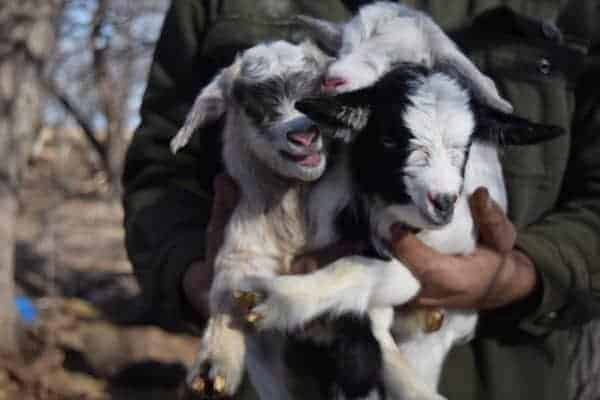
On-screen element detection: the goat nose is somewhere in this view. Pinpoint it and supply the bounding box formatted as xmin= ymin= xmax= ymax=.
xmin=322 ymin=77 xmax=347 ymax=92
xmin=428 ymin=193 xmax=458 ymax=214
xmin=287 ymin=130 xmax=318 ymax=147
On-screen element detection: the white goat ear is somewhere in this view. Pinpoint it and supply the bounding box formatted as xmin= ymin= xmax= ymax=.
xmin=421 ymin=15 xmax=513 ymax=114
xmin=474 ymin=103 xmax=565 ymax=145
xmin=170 ymin=64 xmax=237 ymax=154
xmin=300 ymin=39 xmax=334 ymax=67
xmin=295 ymin=15 xmax=343 ymax=55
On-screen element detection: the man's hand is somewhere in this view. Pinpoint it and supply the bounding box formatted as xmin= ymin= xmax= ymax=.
xmin=182 ymin=174 xmax=240 ymax=322
xmin=391 ymin=187 xmax=539 ymax=310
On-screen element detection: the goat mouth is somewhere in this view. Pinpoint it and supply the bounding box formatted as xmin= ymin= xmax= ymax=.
xmin=420 ymin=209 xmax=451 ymax=228
xmin=280 ymin=151 xmax=322 ymax=167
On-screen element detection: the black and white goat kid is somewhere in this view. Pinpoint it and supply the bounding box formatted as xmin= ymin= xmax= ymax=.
xmin=242 ymin=63 xmax=563 ymax=399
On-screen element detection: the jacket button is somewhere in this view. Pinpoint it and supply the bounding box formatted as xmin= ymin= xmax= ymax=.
xmin=537 ymin=58 xmax=552 ymax=75
xmin=538 ymin=311 xmax=558 ymax=325
xmin=546 ymin=311 xmax=558 ymax=320
xmin=541 ymin=22 xmax=561 ymax=42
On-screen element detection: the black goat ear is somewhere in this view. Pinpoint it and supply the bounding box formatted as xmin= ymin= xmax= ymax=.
xmin=296 ymin=88 xmax=373 ymax=132
xmin=473 ymin=103 xmax=564 ymax=146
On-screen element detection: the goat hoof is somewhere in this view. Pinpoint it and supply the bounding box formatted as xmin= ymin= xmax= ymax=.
xmin=189 ymin=376 xmax=206 ymax=394
xmin=233 ymin=291 xmax=264 ymax=310
xmin=423 ymin=309 xmax=445 ymax=333
xmin=213 ymin=375 xmax=226 ymax=393
xmin=245 ymin=312 xmax=263 ymax=324
xmin=187 ymin=374 xmax=227 ymax=398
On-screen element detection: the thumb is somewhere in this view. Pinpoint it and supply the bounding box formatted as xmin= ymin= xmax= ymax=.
xmin=390 ymin=224 xmax=438 ymax=278
xmin=469 ymin=187 xmax=516 ymax=253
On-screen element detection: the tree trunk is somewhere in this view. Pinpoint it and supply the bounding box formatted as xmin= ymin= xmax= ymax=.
xmin=0 ymin=0 xmax=58 ymax=356
xmin=0 ymin=182 xmax=18 ymax=355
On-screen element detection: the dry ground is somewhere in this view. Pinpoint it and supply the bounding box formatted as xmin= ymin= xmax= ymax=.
xmin=2 ymin=130 xmax=199 ymax=400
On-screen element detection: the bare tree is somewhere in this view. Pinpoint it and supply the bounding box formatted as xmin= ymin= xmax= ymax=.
xmin=46 ymin=0 xmax=167 ymax=194
xmin=0 ymin=0 xmax=60 ymax=357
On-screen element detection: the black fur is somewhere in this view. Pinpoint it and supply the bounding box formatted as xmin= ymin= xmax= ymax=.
xmin=331 ymin=315 xmax=384 ymax=398
xmin=285 ymin=316 xmax=384 ymax=399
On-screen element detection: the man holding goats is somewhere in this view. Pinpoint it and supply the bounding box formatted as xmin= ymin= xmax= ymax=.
xmin=122 ymin=1 xmax=600 ymax=399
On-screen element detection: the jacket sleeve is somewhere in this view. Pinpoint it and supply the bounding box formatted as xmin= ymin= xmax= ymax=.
xmin=482 ymin=43 xmax=600 ymax=337
xmin=515 ymin=45 xmax=600 ymax=334
xmin=122 ymin=0 xmax=235 ymax=331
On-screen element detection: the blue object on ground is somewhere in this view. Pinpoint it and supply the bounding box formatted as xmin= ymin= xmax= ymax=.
xmin=15 ymin=296 xmax=38 ymax=325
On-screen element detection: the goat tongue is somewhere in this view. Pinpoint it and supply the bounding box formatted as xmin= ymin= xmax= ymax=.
xmin=298 ymin=153 xmax=321 ymax=167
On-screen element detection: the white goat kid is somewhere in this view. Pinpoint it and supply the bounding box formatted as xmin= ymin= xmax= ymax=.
xmin=171 ymin=40 xmax=331 ymax=399
xmin=298 ymin=1 xmax=513 ymax=115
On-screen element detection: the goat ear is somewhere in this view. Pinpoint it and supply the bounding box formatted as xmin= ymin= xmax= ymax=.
xmin=473 ymin=103 xmax=565 ymax=145
xmin=297 ymin=88 xmax=373 ymax=134
xmin=300 ymin=39 xmax=334 ymax=67
xmin=422 ymin=14 xmax=513 ymax=114
xmin=295 ymin=15 xmax=343 ymax=55
xmin=170 ymin=66 xmax=234 ymax=154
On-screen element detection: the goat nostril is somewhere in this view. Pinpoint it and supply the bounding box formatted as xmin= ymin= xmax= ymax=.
xmin=322 ymin=77 xmax=347 ymax=91
xmin=428 ymin=193 xmax=457 ymax=213
xmin=287 ymin=130 xmax=318 ymax=147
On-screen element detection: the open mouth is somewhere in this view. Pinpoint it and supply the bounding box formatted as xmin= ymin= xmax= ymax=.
xmin=420 ymin=208 xmax=450 ymax=228
xmin=280 ymin=151 xmax=322 ymax=167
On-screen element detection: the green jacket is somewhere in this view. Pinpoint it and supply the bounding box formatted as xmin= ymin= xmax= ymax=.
xmin=122 ymin=1 xmax=600 ymax=399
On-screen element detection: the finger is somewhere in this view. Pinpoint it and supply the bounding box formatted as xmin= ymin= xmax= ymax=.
xmin=415 ymin=294 xmax=470 ymax=309
xmin=289 ymin=257 xmax=319 ymax=275
xmin=206 ymin=174 xmax=240 ymax=262
xmin=390 ymin=224 xmax=439 ymax=278
xmin=469 ymin=187 xmax=516 ymax=253
xmin=290 ymin=240 xmax=365 ymax=274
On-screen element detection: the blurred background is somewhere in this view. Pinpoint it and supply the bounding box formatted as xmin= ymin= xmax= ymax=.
xmin=0 ymin=1 xmax=198 ymax=398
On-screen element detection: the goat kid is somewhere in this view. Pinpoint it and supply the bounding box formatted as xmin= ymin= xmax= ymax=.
xmin=243 ymin=64 xmax=563 ymax=399
xmin=171 ymin=40 xmax=334 ymax=399
xmin=297 ymin=1 xmax=514 ymax=114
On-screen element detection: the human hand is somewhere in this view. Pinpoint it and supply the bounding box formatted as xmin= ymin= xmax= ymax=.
xmin=288 ymin=240 xmax=366 ymax=275
xmin=182 ymin=174 xmax=239 ymax=322
xmin=391 ymin=187 xmax=538 ymax=310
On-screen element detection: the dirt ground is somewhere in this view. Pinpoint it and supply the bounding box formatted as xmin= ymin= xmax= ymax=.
xmin=2 ymin=130 xmax=199 ymax=400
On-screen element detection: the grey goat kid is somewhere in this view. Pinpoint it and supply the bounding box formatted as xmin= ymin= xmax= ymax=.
xmin=171 ymin=40 xmax=334 ymax=399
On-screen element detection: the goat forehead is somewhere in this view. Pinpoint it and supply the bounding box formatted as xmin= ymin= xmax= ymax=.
xmin=240 ymin=41 xmax=318 ymax=81
xmin=342 ymin=2 xmax=417 ymax=51
xmin=402 ymin=73 xmax=474 ymax=148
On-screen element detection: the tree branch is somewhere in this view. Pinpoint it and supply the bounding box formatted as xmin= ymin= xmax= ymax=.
xmin=41 ymin=77 xmax=109 ymax=167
